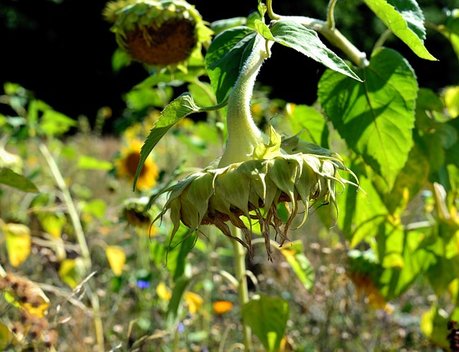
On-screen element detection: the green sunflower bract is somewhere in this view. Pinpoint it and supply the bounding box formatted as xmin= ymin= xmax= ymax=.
xmin=156 ymin=145 xmax=354 ymax=259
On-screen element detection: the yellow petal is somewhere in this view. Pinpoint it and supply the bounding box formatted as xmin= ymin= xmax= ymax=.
xmin=156 ymin=282 xmax=172 ymax=301
xmin=184 ymin=291 xmax=203 ymax=314
xmin=4 ymin=223 xmax=31 ymax=267
xmin=106 ymin=246 xmax=126 ymax=276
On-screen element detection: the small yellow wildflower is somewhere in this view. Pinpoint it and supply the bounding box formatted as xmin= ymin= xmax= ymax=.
xmin=115 ymin=140 xmax=158 ymax=191
xmin=212 ymin=300 xmax=233 ymax=315
xmin=183 ymin=291 xmax=203 ymax=315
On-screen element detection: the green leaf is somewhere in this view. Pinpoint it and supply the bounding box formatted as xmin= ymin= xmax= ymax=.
xmin=210 ymin=17 xmax=247 ymax=35
xmin=270 ymin=19 xmax=361 ymax=81
xmin=0 ymin=167 xmax=39 ymax=193
xmin=166 ymin=226 xmax=196 ymax=281
xmin=133 ymin=93 xmax=200 ymax=190
xmin=78 ymin=155 xmax=113 ymax=171
xmin=364 ymin=0 xmax=436 ymax=60
xmin=285 ymin=104 xmax=329 ymax=147
xmin=40 ymin=110 xmax=77 ymax=136
xmin=279 ymin=241 xmax=315 ymax=291
xmin=440 ymin=11 xmax=459 ymax=60
xmin=377 ymin=228 xmax=436 ymax=300
xmin=166 ymin=276 xmax=191 ymax=326
xmin=205 ymin=26 xmax=256 ymax=103
xmin=242 ymin=295 xmax=289 ymax=352
xmin=383 ymin=144 xmax=430 ymax=214
xmin=337 ymin=164 xmax=388 ymax=247
xmin=254 ymin=19 xmax=274 ymax=40
xmin=0 ymin=322 xmax=14 ymax=350
xmin=125 ymin=86 xmax=173 ymax=110
xmin=318 ymin=48 xmax=417 ymax=188
xmin=420 ymin=305 xmax=449 ymax=348
xmin=112 ymin=48 xmax=132 ymax=72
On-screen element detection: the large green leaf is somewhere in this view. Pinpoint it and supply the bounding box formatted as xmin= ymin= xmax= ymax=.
xmin=0 ymin=167 xmax=39 ymax=193
xmin=337 ymin=167 xmax=388 ymax=247
xmin=205 ymin=26 xmax=256 ymax=103
xmin=133 ymin=93 xmax=200 ymax=190
xmin=377 ymin=228 xmax=436 ymax=300
xmin=270 ymin=19 xmax=361 ymax=81
xmin=364 ymin=0 xmax=436 ymax=60
xmin=318 ymin=48 xmax=418 ymax=188
xmin=242 ymin=295 xmax=289 ymax=352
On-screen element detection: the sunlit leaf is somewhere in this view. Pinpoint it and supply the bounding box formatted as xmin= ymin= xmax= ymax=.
xmin=279 ymin=241 xmax=315 ymax=291
xmin=106 ymin=245 xmax=126 ymax=276
xmin=364 ymin=0 xmax=436 ymax=60
xmin=242 ymin=295 xmax=289 ymax=352
xmin=439 ymin=9 xmax=459 ymax=60
xmin=210 ymin=17 xmax=247 ymax=35
xmin=40 ymin=110 xmax=77 ymax=136
xmin=38 ymin=212 xmax=66 ymax=238
xmin=133 ymin=93 xmax=201 ymax=190
xmin=284 ymin=103 xmax=329 ymax=147
xmin=319 ymin=48 xmax=417 ymax=188
xmin=0 ymin=322 xmax=14 ymax=350
xmin=81 ymin=199 xmax=107 ymax=220
xmin=443 ymin=85 xmax=459 ymax=118
xmin=271 ymin=19 xmax=361 ymax=81
xmin=77 ymin=156 xmax=113 ymax=171
xmin=420 ymin=305 xmax=449 ymax=348
xmin=205 ymin=26 xmax=256 ymax=103
xmin=4 ymin=223 xmax=31 ymax=267
xmin=59 ymin=258 xmax=84 ymax=289
xmin=0 ymin=167 xmax=38 ymax=193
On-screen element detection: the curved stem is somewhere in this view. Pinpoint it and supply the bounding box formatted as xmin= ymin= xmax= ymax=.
xmin=327 ymin=0 xmax=338 ymax=30
xmin=266 ymin=0 xmax=280 ymax=20
xmin=277 ymin=15 xmax=368 ymax=68
xmin=219 ymin=36 xmax=272 ymax=167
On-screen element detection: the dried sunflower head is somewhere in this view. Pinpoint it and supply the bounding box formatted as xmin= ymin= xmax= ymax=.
xmin=104 ymin=0 xmax=212 ymax=67
xmin=155 ymin=129 xmax=355 ymax=258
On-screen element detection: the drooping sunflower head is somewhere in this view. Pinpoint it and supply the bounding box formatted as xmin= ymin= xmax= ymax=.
xmin=104 ymin=0 xmax=212 ymax=67
xmin=121 ymin=196 xmax=156 ymax=227
xmin=115 ymin=140 xmax=159 ymax=191
xmin=155 ymin=131 xmax=355 ymax=259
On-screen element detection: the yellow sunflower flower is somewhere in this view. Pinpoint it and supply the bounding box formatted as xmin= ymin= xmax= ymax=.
xmin=115 ymin=140 xmax=158 ymax=191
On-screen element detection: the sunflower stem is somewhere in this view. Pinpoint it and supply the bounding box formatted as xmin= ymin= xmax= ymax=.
xmin=231 ymin=226 xmax=253 ymax=351
xmin=219 ymin=35 xmax=272 ymax=167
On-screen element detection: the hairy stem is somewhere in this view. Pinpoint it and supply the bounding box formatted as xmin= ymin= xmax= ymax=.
xmin=232 ymin=226 xmax=253 ymax=351
xmin=219 ymin=36 xmax=272 ymax=167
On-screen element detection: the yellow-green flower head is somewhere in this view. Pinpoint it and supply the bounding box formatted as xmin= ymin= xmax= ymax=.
xmin=104 ymin=0 xmax=212 ymax=67
xmin=155 ymin=131 xmax=355 ymax=258
xmin=121 ymin=196 xmax=155 ymax=227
